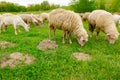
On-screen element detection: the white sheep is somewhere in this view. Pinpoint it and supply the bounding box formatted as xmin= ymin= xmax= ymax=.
xmin=49 ymin=9 xmax=88 ymax=46
xmin=31 ymin=14 xmax=43 ymax=24
xmin=82 ymin=12 xmax=91 ymax=21
xmin=0 ymin=15 xmax=29 ymax=35
xmin=18 ymin=14 xmax=38 ymax=26
xmin=113 ymin=14 xmax=120 ymax=27
xmin=38 ymin=13 xmax=49 ymax=24
xmin=88 ymin=10 xmax=119 ymax=44
xmin=88 ymin=10 xmax=108 ymax=37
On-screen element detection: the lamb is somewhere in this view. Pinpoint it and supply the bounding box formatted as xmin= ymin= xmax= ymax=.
xmin=0 ymin=15 xmax=29 ymax=35
xmin=49 ymin=8 xmax=88 ymax=46
xmin=18 ymin=14 xmax=38 ymax=26
xmin=88 ymin=10 xmax=119 ymax=44
xmin=112 ymin=14 xmax=120 ymax=27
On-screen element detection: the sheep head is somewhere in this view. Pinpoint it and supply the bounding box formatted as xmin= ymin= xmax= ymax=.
xmin=107 ymin=33 xmax=119 ymax=44
xmin=77 ymin=36 xmax=88 ymax=46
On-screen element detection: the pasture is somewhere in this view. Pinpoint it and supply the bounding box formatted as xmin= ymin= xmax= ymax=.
xmin=0 ymin=19 xmax=120 ymax=80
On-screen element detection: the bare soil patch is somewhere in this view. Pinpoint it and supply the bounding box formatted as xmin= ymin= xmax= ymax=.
xmin=37 ymin=39 xmax=58 ymax=51
xmin=73 ymin=52 xmax=91 ymax=61
xmin=0 ymin=41 xmax=15 ymax=49
xmin=0 ymin=52 xmax=35 ymax=68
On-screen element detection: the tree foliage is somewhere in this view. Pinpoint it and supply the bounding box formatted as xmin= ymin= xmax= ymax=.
xmin=0 ymin=1 xmax=26 ymax=12
xmin=71 ymin=0 xmax=95 ymax=13
xmin=0 ymin=1 xmax=59 ymax=12
xmin=70 ymin=0 xmax=120 ymax=13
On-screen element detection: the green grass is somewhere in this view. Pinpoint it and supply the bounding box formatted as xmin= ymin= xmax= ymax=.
xmin=0 ymin=22 xmax=120 ymax=80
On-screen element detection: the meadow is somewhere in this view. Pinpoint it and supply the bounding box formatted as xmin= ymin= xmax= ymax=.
xmin=0 ymin=19 xmax=120 ymax=80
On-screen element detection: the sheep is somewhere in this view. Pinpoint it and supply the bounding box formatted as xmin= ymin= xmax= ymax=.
xmin=0 ymin=15 xmax=29 ymax=35
xmin=18 ymin=14 xmax=38 ymax=26
xmin=79 ymin=13 xmax=84 ymax=18
xmin=112 ymin=14 xmax=120 ymax=27
xmin=31 ymin=14 xmax=43 ymax=24
xmin=0 ymin=13 xmax=15 ymax=31
xmin=82 ymin=12 xmax=91 ymax=21
xmin=0 ymin=15 xmax=6 ymax=32
xmin=88 ymin=10 xmax=119 ymax=44
xmin=38 ymin=12 xmax=49 ymax=24
xmin=88 ymin=10 xmax=108 ymax=37
xmin=49 ymin=8 xmax=88 ymax=46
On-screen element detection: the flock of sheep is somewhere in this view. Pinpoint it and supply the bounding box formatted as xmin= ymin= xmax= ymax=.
xmin=0 ymin=8 xmax=120 ymax=46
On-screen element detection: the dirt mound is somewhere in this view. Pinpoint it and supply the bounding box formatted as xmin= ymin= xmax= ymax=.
xmin=73 ymin=52 xmax=91 ymax=61
xmin=37 ymin=39 xmax=58 ymax=51
xmin=0 ymin=41 xmax=15 ymax=49
xmin=0 ymin=52 xmax=35 ymax=68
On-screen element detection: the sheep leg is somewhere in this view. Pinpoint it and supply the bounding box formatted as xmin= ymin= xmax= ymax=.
xmin=18 ymin=26 xmax=21 ymax=33
xmin=2 ymin=24 xmax=7 ymax=32
xmin=62 ymin=31 xmax=66 ymax=44
xmin=96 ymin=28 xmax=100 ymax=39
xmin=0 ymin=22 xmax=4 ymax=33
xmin=49 ymin=24 xmax=53 ymax=39
xmin=89 ymin=23 xmax=95 ymax=37
xmin=54 ymin=29 xmax=56 ymax=40
xmin=49 ymin=27 xmax=51 ymax=40
xmin=0 ymin=26 xmax=1 ymax=33
xmin=68 ymin=32 xmax=72 ymax=44
xmin=4 ymin=25 xmax=8 ymax=32
xmin=13 ymin=24 xmax=18 ymax=35
xmin=65 ymin=31 xmax=68 ymax=39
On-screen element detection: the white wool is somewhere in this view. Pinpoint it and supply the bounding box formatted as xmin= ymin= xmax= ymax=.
xmin=49 ymin=8 xmax=88 ymax=46
xmin=82 ymin=12 xmax=91 ymax=21
xmin=18 ymin=14 xmax=38 ymax=25
xmin=88 ymin=10 xmax=119 ymax=44
xmin=0 ymin=15 xmax=29 ymax=35
xmin=112 ymin=14 xmax=120 ymax=27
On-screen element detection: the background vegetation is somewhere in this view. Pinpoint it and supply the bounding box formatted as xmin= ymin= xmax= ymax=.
xmin=0 ymin=0 xmax=120 ymax=12
xmin=70 ymin=0 xmax=120 ymax=13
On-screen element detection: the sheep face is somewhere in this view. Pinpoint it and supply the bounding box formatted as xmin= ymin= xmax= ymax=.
xmin=25 ymin=25 xmax=29 ymax=32
xmin=77 ymin=36 xmax=88 ymax=46
xmin=107 ymin=34 xmax=118 ymax=44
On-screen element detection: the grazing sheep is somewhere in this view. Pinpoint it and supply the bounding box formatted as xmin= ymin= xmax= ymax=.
xmin=79 ymin=13 xmax=84 ymax=18
xmin=49 ymin=9 xmax=88 ymax=46
xmin=0 ymin=15 xmax=6 ymax=32
xmin=0 ymin=15 xmax=29 ymax=35
xmin=88 ymin=10 xmax=108 ymax=37
xmin=113 ymin=14 xmax=120 ymax=27
xmin=82 ymin=12 xmax=91 ymax=21
xmin=31 ymin=14 xmax=43 ymax=24
xmin=38 ymin=13 xmax=49 ymax=24
xmin=18 ymin=14 xmax=38 ymax=26
xmin=88 ymin=10 xmax=119 ymax=44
